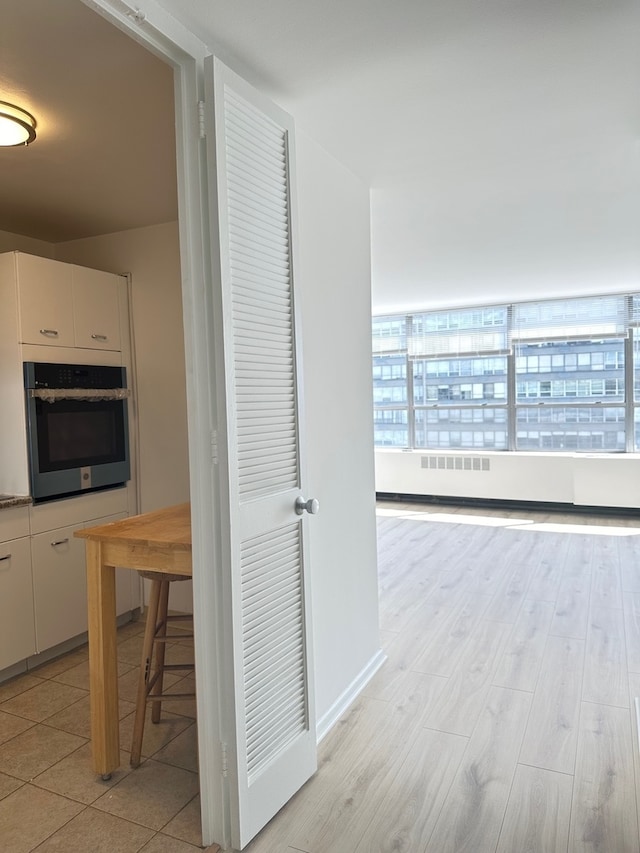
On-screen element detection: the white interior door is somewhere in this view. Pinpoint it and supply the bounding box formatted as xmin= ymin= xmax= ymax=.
xmin=204 ymin=55 xmax=317 ymax=850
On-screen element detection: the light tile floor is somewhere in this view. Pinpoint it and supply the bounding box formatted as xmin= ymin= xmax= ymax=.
xmin=0 ymin=617 xmax=220 ymax=853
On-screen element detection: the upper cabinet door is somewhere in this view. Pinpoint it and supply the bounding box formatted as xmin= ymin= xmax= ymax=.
xmin=72 ymin=266 xmax=122 ymax=351
xmin=203 ymin=56 xmax=317 ymax=851
xmin=16 ymin=253 xmax=75 ymax=347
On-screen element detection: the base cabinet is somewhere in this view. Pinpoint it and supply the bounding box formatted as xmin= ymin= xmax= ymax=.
xmin=29 ymin=489 xmax=137 ymax=658
xmin=31 ymin=524 xmax=87 ymax=652
xmin=30 ymin=515 xmax=133 ymax=653
xmin=0 ymin=536 xmax=36 ymax=669
xmin=0 ymin=492 xmax=138 ymax=676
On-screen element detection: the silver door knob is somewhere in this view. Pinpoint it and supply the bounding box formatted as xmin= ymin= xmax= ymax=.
xmin=295 ymin=496 xmax=319 ymax=515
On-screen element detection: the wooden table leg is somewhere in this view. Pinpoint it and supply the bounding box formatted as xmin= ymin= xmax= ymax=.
xmin=86 ymin=539 xmax=120 ymax=778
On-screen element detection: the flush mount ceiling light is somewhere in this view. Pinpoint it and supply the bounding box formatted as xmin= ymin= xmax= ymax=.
xmin=0 ymin=101 xmax=37 ymax=146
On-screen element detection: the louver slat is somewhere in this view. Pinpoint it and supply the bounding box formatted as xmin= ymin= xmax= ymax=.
xmin=244 ymin=623 xmax=303 ymax=667
xmin=232 ymin=264 xmax=290 ymax=290
xmin=230 ymin=208 xmax=288 ymax=241
xmin=226 ymin=89 xmax=286 ymax=141
xmin=224 ymin=84 xmax=298 ymax=500
xmin=241 ymin=523 xmax=306 ymax=780
xmin=238 ymin=430 xmax=295 ymax=444
xmin=243 ymin=572 xmax=301 ymax=609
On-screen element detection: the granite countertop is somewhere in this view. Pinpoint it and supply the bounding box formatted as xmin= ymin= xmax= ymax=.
xmin=0 ymin=494 xmax=32 ymax=510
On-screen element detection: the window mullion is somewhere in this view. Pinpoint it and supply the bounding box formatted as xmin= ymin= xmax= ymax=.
xmin=507 ymin=310 xmax=517 ymax=451
xmin=625 ymin=330 xmax=634 ymax=452
xmin=406 ymin=315 xmax=415 ymax=449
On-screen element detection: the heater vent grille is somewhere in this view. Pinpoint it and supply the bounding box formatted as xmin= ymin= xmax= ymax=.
xmin=421 ymin=455 xmax=491 ymax=472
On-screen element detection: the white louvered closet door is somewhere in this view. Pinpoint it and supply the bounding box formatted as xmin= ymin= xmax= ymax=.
xmin=203 ymin=56 xmax=317 ymax=850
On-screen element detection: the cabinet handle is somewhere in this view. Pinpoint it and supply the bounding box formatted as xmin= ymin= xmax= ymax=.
xmin=40 ymin=328 xmax=59 ymax=337
xmin=0 ymin=553 xmax=10 ymax=561
xmin=91 ymin=333 xmax=107 ymax=341
xmin=50 ymin=538 xmax=69 ymax=547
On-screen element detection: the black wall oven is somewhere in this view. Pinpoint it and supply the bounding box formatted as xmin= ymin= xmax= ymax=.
xmin=24 ymin=362 xmax=131 ymax=503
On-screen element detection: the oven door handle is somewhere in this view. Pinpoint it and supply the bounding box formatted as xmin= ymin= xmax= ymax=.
xmin=28 ymin=388 xmax=130 ymax=402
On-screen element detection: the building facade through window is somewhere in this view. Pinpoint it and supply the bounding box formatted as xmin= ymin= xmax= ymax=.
xmin=373 ymin=294 xmax=640 ymax=452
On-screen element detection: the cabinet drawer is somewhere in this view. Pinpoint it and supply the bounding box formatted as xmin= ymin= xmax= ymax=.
xmin=0 ymin=537 xmax=36 ymax=669
xmin=30 ymin=487 xmax=129 ymax=534
xmin=0 ymin=506 xmax=30 ymax=541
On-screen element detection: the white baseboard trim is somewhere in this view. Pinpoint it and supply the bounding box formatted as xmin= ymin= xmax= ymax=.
xmin=316 ymin=648 xmax=387 ymax=744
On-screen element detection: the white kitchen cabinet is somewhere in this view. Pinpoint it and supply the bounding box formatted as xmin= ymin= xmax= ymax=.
xmin=31 ymin=514 xmax=135 ymax=652
xmin=31 ymin=523 xmax=88 ymax=652
xmin=13 ymin=252 xmax=122 ymax=352
xmin=16 ymin=253 xmax=75 ymax=348
xmin=29 ymin=489 xmax=136 ymax=654
xmin=72 ymin=265 xmax=122 ymax=351
xmin=0 ymin=507 xmax=36 ymax=669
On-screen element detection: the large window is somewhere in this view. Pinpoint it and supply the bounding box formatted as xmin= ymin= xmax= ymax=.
xmin=373 ymin=294 xmax=640 ymax=452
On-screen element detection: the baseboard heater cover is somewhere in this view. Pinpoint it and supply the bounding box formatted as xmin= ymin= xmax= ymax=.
xmin=376 ymin=492 xmax=640 ymax=519
xmin=421 ymin=454 xmax=491 ymax=472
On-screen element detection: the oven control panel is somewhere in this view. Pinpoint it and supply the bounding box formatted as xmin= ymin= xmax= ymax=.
xmin=24 ymin=362 xmax=127 ymax=390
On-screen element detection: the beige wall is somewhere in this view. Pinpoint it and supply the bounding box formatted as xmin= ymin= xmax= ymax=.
xmin=0 ymin=222 xmax=189 ymax=515
xmin=0 ymin=230 xmax=55 ymax=258
xmin=0 ymin=224 xmax=190 ymax=610
xmin=56 ymin=221 xmax=190 ymax=512
xmin=0 ymin=223 xmax=191 ymax=610
xmin=56 ymin=222 xmax=191 ymax=610
xmin=0 ymin=224 xmax=188 ymax=521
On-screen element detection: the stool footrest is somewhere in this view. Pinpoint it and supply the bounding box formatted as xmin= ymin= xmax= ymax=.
xmin=147 ymin=692 xmax=195 ymax=701
xmin=151 ymin=635 xmax=194 ymax=643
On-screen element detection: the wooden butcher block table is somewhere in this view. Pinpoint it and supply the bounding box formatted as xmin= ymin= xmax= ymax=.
xmin=75 ymin=502 xmax=192 ymax=778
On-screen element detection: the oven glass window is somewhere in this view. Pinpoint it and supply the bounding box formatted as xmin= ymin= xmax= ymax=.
xmin=35 ymin=399 xmax=126 ymax=472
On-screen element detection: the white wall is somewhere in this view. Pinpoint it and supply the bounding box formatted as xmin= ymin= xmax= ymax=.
xmin=369 ymin=4 xmax=640 ymax=507
xmin=376 ymin=449 xmax=640 ymax=510
xmin=296 ymin=131 xmax=381 ymax=730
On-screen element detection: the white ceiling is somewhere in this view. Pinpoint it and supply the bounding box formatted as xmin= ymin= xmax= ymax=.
xmin=154 ymin=0 xmax=640 ymax=185
xmin=1 ymin=0 xmax=638 ymax=290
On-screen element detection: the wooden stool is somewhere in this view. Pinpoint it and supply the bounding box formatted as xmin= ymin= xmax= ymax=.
xmin=130 ymin=571 xmax=195 ymax=768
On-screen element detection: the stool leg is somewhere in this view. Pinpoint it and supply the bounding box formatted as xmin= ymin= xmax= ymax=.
xmin=150 ymin=579 xmax=171 ymax=724
xmin=130 ymin=579 xmax=162 ymax=768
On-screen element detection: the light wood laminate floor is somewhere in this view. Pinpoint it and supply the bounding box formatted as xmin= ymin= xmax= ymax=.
xmin=245 ymin=500 xmax=640 ymax=853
